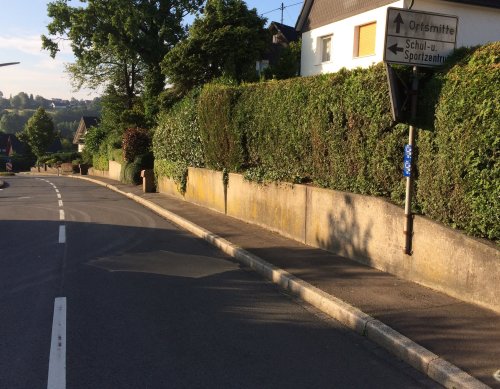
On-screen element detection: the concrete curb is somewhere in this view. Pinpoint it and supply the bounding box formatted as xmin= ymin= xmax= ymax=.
xmin=72 ymin=175 xmax=491 ymax=389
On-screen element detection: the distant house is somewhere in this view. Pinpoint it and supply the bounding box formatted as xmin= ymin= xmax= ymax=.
xmin=296 ymin=0 xmax=500 ymax=76
xmin=0 ymin=133 xmax=26 ymax=156
xmin=256 ymin=21 xmax=300 ymax=76
xmin=50 ymin=99 xmax=70 ymax=110
xmin=73 ymin=116 xmax=99 ymax=152
xmin=50 ymin=102 xmax=67 ymax=110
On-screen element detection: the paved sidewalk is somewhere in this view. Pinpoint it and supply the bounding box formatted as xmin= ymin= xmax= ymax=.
xmin=71 ymin=175 xmax=500 ymax=387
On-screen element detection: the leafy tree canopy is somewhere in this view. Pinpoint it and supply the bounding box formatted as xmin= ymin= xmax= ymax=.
xmin=20 ymin=108 xmax=56 ymax=160
xmin=0 ymin=112 xmax=29 ymax=134
xmin=162 ymin=0 xmax=269 ymax=93
xmin=42 ymin=0 xmax=203 ymax=120
xmin=263 ymin=40 xmax=301 ymax=80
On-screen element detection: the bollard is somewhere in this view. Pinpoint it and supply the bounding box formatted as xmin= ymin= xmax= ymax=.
xmin=140 ymin=169 xmax=155 ymax=193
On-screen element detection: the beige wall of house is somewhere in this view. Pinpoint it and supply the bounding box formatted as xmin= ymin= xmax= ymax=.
xmin=411 ymin=0 xmax=500 ymax=47
xmin=301 ymin=1 xmax=402 ymax=76
xmin=300 ymin=0 xmax=500 ymax=76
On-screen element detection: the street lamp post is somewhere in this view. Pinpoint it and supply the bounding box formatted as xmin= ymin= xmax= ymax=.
xmin=0 ymin=62 xmax=20 ymax=67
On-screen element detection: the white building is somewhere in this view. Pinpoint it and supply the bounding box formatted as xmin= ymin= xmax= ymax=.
xmin=296 ymin=0 xmax=500 ymax=76
xmin=73 ymin=116 xmax=99 ymax=152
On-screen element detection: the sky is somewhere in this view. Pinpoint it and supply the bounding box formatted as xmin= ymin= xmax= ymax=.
xmin=0 ymin=0 xmax=303 ymax=101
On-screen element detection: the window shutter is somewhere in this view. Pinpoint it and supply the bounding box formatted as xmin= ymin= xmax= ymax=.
xmin=357 ymin=22 xmax=376 ymax=57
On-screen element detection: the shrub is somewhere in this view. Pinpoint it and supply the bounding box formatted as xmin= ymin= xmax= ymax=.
xmin=92 ymin=153 xmax=109 ymax=171
xmin=84 ymin=126 xmax=106 ymax=155
xmin=108 ymin=148 xmax=124 ymax=164
xmin=122 ymin=127 xmax=151 ymax=163
xmin=9 ymin=154 xmax=36 ymax=171
xmin=39 ymin=151 xmax=81 ymax=165
xmin=120 ymin=153 xmax=154 ymax=185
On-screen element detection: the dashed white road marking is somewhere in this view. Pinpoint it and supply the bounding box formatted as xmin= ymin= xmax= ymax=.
xmin=58 ymin=226 xmax=66 ymax=244
xmin=58 ymin=200 xmax=63 ymax=207
xmin=59 ymin=210 xmax=65 ymax=221
xmin=55 ymin=189 xmax=60 ymax=193
xmin=47 ymin=297 xmax=66 ymax=389
xmin=57 ymin=193 xmax=61 ymax=199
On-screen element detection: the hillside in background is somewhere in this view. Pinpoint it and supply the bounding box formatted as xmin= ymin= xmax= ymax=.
xmin=0 ymin=91 xmax=101 ymax=142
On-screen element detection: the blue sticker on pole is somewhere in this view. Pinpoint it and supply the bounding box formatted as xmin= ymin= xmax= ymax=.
xmin=404 ymin=144 xmax=412 ymax=158
xmin=403 ymin=144 xmax=412 ymax=177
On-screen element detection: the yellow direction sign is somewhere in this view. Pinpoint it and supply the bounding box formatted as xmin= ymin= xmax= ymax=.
xmin=384 ymin=8 xmax=458 ymax=67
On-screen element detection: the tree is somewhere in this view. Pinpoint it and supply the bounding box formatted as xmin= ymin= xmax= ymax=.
xmin=263 ymin=40 xmax=301 ymax=80
xmin=35 ymin=95 xmax=50 ymax=108
xmin=10 ymin=93 xmax=24 ymax=110
xmin=162 ymin=0 xmax=269 ymax=93
xmin=83 ymin=125 xmax=107 ymax=155
xmin=20 ymin=108 xmax=55 ymax=160
xmin=0 ymin=111 xmax=28 ymax=133
xmin=42 ymin=0 xmax=203 ymax=123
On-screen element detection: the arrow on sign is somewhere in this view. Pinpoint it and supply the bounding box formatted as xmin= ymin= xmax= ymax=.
xmin=388 ymin=43 xmax=404 ymax=55
xmin=394 ymin=13 xmax=404 ymax=34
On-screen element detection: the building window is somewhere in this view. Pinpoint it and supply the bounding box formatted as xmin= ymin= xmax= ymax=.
xmin=356 ymin=22 xmax=376 ymax=57
xmin=321 ymin=35 xmax=332 ymax=62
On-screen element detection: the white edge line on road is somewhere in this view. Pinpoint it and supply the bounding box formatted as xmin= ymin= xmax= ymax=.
xmin=58 ymin=200 xmax=63 ymax=207
xmin=59 ymin=210 xmax=65 ymax=221
xmin=47 ymin=297 xmax=66 ymax=389
xmin=58 ymin=225 xmax=66 ymax=244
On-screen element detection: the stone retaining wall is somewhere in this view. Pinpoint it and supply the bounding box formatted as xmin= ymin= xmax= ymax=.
xmin=157 ymin=167 xmax=499 ymax=313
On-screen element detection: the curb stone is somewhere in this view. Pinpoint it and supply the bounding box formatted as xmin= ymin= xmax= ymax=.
xmin=72 ymin=175 xmax=491 ymax=389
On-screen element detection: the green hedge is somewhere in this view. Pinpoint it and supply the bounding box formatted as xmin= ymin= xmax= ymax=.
xmin=0 ymin=155 xmax=36 ymax=172
xmin=417 ymin=43 xmax=499 ymax=240
xmin=153 ymin=42 xmax=499 ymax=242
xmin=152 ymin=91 xmax=203 ymax=188
xmin=92 ymin=153 xmax=109 ymax=171
xmin=153 ymin=91 xmax=203 ymax=167
xmin=198 ymin=84 xmax=246 ymax=171
xmin=39 ymin=151 xmax=81 ymax=165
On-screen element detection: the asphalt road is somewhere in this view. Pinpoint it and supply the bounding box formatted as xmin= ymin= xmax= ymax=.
xmin=0 ymin=175 xmax=439 ymax=388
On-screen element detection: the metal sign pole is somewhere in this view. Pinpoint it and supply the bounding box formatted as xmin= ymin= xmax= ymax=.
xmin=404 ymin=65 xmax=419 ymax=255
xmin=383 ymin=7 xmax=458 ymax=255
